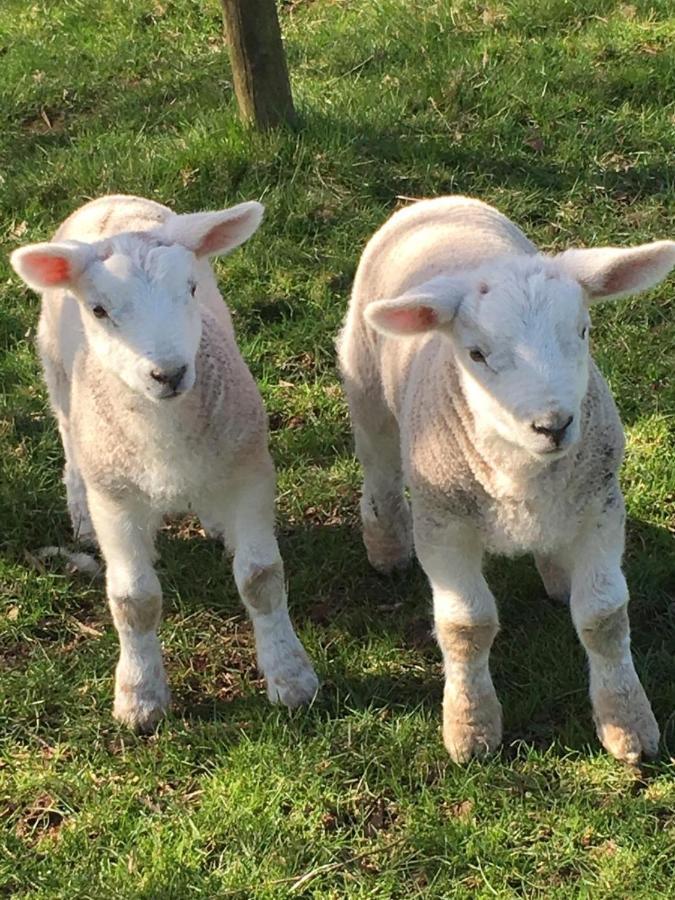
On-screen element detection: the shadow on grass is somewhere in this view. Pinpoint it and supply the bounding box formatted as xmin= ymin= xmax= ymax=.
xmin=2 ymin=458 xmax=672 ymax=762
xmin=6 ymin=54 xmax=672 ymax=221
xmin=155 ymin=513 xmax=674 ymax=756
xmin=293 ymin=514 xmax=673 ymax=756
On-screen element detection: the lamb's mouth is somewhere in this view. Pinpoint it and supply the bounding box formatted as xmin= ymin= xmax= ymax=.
xmin=157 ymin=387 xmax=189 ymax=401
xmin=534 ymin=445 xmax=572 ymax=460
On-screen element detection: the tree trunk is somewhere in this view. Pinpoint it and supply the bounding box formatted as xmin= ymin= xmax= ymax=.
xmin=221 ymin=0 xmax=297 ymax=129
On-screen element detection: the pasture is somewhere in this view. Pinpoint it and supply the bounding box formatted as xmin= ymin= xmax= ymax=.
xmin=1 ymin=0 xmax=673 ymax=895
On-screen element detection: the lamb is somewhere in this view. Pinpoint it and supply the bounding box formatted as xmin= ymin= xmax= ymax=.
xmin=338 ymin=196 xmax=675 ymax=764
xmin=10 ymin=194 xmax=319 ymax=731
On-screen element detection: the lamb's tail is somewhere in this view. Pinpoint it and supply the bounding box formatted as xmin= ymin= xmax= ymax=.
xmin=28 ymin=546 xmax=102 ymax=577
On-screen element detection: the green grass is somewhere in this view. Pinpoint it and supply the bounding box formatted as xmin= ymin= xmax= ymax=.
xmin=1 ymin=0 xmax=674 ymax=895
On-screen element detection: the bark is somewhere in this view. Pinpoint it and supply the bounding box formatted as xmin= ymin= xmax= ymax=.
xmin=221 ymin=0 xmax=297 ymax=129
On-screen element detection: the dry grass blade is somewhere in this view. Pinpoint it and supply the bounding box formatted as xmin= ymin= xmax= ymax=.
xmin=217 ymin=838 xmax=408 ymax=896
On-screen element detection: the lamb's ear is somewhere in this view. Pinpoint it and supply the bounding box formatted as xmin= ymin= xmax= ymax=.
xmin=557 ymin=240 xmax=675 ymax=302
xmin=10 ymin=241 xmax=94 ymax=292
xmin=162 ymin=201 xmax=264 ymax=257
xmin=365 ymin=277 xmax=465 ymax=337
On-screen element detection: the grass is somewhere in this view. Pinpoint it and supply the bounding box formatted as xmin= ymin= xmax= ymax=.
xmin=1 ymin=0 xmax=674 ymax=895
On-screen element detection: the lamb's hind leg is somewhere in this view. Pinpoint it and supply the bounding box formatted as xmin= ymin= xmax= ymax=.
xmin=61 ymin=427 xmax=96 ymax=546
xmin=353 ymin=412 xmax=413 ymax=574
xmin=569 ymin=501 xmax=659 ymax=764
xmin=199 ymin=458 xmax=318 ymax=708
xmin=41 ymin=351 xmax=96 ymax=545
xmin=535 ymin=553 xmax=570 ymax=604
xmin=87 ymin=487 xmax=168 ymax=731
xmin=339 ymin=317 xmax=411 ymax=573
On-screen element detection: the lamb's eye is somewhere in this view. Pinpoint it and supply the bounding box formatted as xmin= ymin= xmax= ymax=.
xmin=92 ymin=305 xmax=108 ymax=319
xmin=469 ymin=348 xmax=487 ymax=363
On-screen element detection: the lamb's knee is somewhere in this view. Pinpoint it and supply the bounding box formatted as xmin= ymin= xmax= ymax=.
xmin=234 ymin=556 xmax=284 ymax=615
xmin=108 ymin=571 xmax=162 ymax=633
xmin=579 ymin=605 xmax=630 ymax=657
xmin=436 ymin=619 xmax=499 ymax=662
xmin=573 ymin=571 xmax=630 ymax=657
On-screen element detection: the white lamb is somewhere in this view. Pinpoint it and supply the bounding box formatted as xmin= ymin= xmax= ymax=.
xmin=11 ymin=194 xmax=319 ymax=731
xmin=338 ymin=196 xmax=675 ymax=764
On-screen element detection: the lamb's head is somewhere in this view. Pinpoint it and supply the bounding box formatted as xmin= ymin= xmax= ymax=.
xmin=10 ymin=201 xmax=264 ymax=401
xmin=366 ymin=240 xmax=675 ymax=460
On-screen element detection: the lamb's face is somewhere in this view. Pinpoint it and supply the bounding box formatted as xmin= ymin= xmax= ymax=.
xmin=78 ymin=242 xmax=202 ymax=401
xmin=451 ymin=263 xmax=589 ymax=458
xmin=10 ymin=199 xmax=265 ymax=402
xmin=366 ymin=229 xmax=675 ymax=462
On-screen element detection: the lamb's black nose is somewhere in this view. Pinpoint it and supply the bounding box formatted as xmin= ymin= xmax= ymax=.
xmin=150 ymin=365 xmax=187 ymax=392
xmin=531 ymin=414 xmax=574 ymax=447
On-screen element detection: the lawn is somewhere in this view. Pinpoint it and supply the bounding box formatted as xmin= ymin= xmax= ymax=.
xmin=1 ymin=0 xmax=674 ymax=896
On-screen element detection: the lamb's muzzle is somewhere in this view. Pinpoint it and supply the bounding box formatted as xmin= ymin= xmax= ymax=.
xmin=149 ymin=364 xmax=189 ymax=396
xmin=338 ymin=194 xmax=674 ymax=764
xmin=530 ymin=412 xmax=574 ymax=449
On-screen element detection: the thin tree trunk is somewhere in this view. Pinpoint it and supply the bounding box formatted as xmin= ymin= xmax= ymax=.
xmin=221 ymin=0 xmax=297 ymax=129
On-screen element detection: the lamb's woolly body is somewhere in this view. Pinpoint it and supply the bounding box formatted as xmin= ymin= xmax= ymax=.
xmin=339 ymin=195 xmax=667 ymax=764
xmin=18 ymin=194 xmax=318 ymax=730
xmin=342 ymin=196 xmax=623 ymax=557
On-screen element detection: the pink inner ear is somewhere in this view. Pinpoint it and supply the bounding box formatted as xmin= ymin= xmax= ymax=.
xmin=26 ymin=253 xmax=72 ymax=286
xmin=386 ymin=305 xmax=438 ymax=333
xmin=602 ymin=255 xmax=648 ymax=295
xmin=197 ymin=218 xmax=243 ymax=256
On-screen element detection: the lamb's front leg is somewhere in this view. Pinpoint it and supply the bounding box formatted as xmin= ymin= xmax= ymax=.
xmin=87 ymin=488 xmax=168 ymax=732
xmin=201 ymin=463 xmax=319 ymax=708
xmin=569 ymin=504 xmax=659 ymax=764
xmin=416 ymin=515 xmax=502 ymax=762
